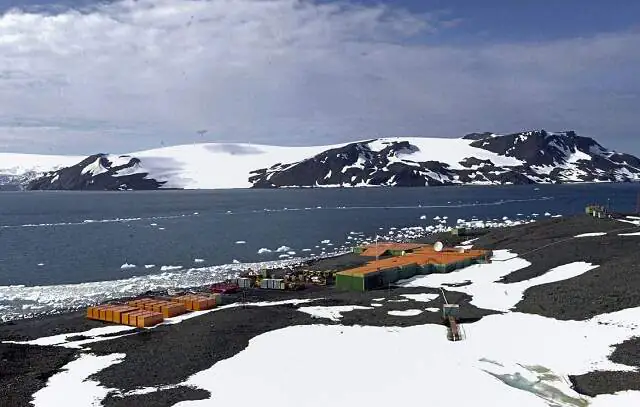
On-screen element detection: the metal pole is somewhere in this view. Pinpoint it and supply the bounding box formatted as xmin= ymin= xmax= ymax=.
xmin=375 ymin=235 xmax=379 ymax=270
xmin=439 ymin=287 xmax=449 ymax=305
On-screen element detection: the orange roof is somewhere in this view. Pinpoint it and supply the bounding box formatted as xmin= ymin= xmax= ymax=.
xmin=359 ymin=243 xmax=424 ymax=257
xmin=341 ymin=247 xmax=489 ymax=276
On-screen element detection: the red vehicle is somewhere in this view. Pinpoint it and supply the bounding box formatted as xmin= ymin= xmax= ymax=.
xmin=210 ymin=282 xmax=240 ymax=294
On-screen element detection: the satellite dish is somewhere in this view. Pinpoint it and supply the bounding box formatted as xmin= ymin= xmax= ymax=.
xmin=434 ymin=241 xmax=444 ymax=252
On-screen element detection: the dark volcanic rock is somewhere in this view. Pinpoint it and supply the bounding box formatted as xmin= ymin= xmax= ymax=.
xmin=570 ymin=337 xmax=640 ymax=397
xmin=20 ymin=129 xmax=640 ymax=190
xmin=249 ymin=130 xmax=640 ymax=188
xmin=0 ymin=343 xmax=78 ymax=407
xmin=27 ymin=154 xmax=166 ymax=191
xmin=104 ymin=387 xmax=211 ymax=407
xmin=462 ymin=132 xmax=494 ymax=140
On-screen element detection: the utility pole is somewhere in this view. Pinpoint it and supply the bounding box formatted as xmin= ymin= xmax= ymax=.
xmin=375 ymin=235 xmax=379 ymax=271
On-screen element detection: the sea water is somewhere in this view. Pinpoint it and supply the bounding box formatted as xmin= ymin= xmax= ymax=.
xmin=0 ymin=183 xmax=638 ymax=320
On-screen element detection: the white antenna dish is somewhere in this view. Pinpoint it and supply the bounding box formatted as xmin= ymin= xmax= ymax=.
xmin=434 ymin=241 xmax=444 ymax=252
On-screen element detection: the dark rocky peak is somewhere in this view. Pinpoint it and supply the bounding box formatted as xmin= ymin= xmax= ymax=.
xmin=471 ymin=130 xmax=604 ymax=167
xmin=462 ymin=132 xmax=494 ymax=141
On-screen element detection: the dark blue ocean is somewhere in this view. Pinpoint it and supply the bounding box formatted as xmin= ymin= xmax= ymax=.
xmin=0 ymin=184 xmax=638 ymax=320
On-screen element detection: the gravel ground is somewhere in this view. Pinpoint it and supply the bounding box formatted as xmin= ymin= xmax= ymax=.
xmin=2 ymin=215 xmax=640 ymax=405
xmin=0 ymin=343 xmax=77 ymax=407
xmin=104 ymin=387 xmax=211 ymax=407
xmin=569 ymin=337 xmax=640 ymax=396
xmin=476 ymin=215 xmax=640 ymax=396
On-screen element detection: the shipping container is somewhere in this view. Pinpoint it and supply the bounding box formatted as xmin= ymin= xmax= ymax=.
xmin=237 ymin=277 xmax=252 ymax=288
xmin=336 ymin=273 xmax=365 ymax=292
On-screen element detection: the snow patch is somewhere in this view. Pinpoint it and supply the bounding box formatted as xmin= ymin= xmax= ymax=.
xmin=400 ymin=293 xmax=438 ymax=303
xmin=574 ymin=232 xmax=607 ymax=238
xmin=298 ymin=305 xmax=373 ymax=322
xmin=388 ymin=309 xmax=423 ymax=317
xmin=32 ymin=353 xmax=125 ymax=407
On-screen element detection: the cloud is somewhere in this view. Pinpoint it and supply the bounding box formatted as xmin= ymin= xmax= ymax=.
xmin=0 ymin=0 xmax=638 ymax=154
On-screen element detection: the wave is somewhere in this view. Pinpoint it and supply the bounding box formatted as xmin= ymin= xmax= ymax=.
xmin=246 ymin=197 xmax=553 ymax=214
xmin=0 ymin=197 xmax=551 ymax=229
xmin=0 ymin=213 xmax=200 ymax=229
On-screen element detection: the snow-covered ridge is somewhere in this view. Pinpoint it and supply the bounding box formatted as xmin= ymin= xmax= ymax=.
xmin=2 ymin=130 xmax=640 ymax=190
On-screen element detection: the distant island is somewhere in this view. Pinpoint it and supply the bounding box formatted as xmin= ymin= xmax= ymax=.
xmin=1 ymin=129 xmax=639 ymax=190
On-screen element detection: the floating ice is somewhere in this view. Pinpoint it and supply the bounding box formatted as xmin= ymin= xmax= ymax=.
xmin=160 ymin=265 xmax=182 ymax=271
xmin=232 ymin=259 xmax=241 ymax=264
xmin=144 ymin=264 xmax=155 ymax=269
xmin=425 ymin=307 xmax=440 ymax=312
xmin=194 ymin=259 xmax=205 ymax=263
xmin=0 ymin=258 xmax=321 ymax=321
xmin=275 ymin=246 xmax=291 ymax=253
xmin=257 ymin=248 xmax=272 ymax=254
xmin=120 ymin=263 xmax=136 ymax=270
xmin=150 ymin=223 xmax=157 ymax=226
xmin=37 ymin=263 xmax=45 ymax=267
xmin=286 ymin=251 xmax=296 ymax=255
xmin=158 ymin=227 xmax=166 ymax=230
xmin=320 ymin=240 xmax=331 ymax=244
xmin=235 ymin=241 xmax=246 ymax=244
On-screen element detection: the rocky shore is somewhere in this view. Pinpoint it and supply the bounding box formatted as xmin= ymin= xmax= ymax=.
xmin=2 ymin=215 xmax=640 ymax=406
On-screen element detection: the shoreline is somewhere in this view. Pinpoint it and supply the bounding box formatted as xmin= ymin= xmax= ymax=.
xmin=2 ymin=215 xmax=640 ymax=406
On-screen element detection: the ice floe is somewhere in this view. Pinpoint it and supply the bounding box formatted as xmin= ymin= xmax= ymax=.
xmin=120 ymin=263 xmax=136 ymax=270
xmin=257 ymin=248 xmax=272 ymax=254
xmin=194 ymin=259 xmax=205 ymax=263
xmin=160 ymin=265 xmax=182 ymax=271
xmin=0 ymin=258 xmax=322 ymax=321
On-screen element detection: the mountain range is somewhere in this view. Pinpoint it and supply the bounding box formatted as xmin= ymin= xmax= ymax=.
xmin=1 ymin=130 xmax=639 ymax=190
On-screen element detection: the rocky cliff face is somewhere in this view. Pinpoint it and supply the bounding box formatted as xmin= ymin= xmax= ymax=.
xmin=27 ymin=154 xmax=166 ymax=191
xmin=20 ymin=130 xmax=640 ymax=190
xmin=248 ymin=130 xmax=640 ymax=188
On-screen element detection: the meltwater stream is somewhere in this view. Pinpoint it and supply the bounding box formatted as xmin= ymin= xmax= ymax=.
xmin=1 ymin=183 xmax=639 ymax=321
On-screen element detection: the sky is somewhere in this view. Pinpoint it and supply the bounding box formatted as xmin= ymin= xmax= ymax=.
xmin=0 ymin=0 xmax=638 ymax=155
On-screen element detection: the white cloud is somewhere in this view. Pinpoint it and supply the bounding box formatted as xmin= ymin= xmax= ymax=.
xmin=0 ymin=0 xmax=638 ymax=154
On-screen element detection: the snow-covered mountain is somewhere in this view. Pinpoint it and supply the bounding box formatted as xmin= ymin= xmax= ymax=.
xmin=3 ymin=130 xmax=640 ymax=190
